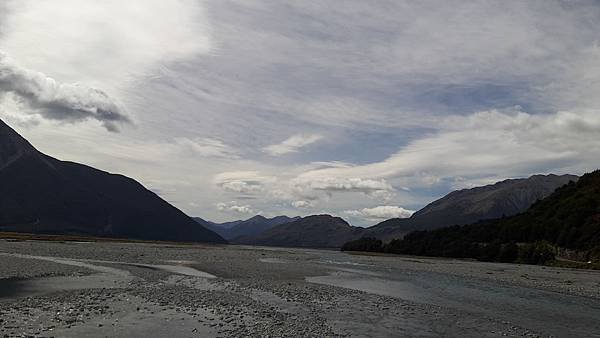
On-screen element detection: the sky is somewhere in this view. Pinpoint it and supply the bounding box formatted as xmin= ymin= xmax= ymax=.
xmin=1 ymin=0 xmax=600 ymax=226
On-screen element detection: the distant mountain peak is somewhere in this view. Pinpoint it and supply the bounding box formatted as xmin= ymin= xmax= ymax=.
xmin=234 ymin=214 xmax=364 ymax=248
xmin=197 ymin=214 xmax=300 ymax=240
xmin=304 ymin=214 xmax=349 ymax=224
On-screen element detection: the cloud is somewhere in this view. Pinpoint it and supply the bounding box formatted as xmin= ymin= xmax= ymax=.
xmin=0 ymin=95 xmax=41 ymax=127
xmin=0 ymin=0 xmax=211 ymax=131
xmin=1 ymin=0 xmax=211 ymax=87
xmin=217 ymin=201 xmax=258 ymax=215
xmin=174 ymin=137 xmax=239 ymax=159
xmin=88 ymin=136 xmax=239 ymax=164
xmin=221 ymin=181 xmax=263 ymax=194
xmin=291 ymin=200 xmax=313 ymax=209
xmin=310 ymin=178 xmax=393 ymax=194
xmin=294 ymin=108 xmax=600 ymax=190
xmin=156 ymin=0 xmax=600 ymax=133
xmin=264 ymin=134 xmax=323 ymax=156
xmin=0 ymin=53 xmax=129 ymax=131
xmin=213 ymin=169 xmax=398 ymax=212
xmin=291 ymin=177 xmax=395 ymax=200
xmin=345 ymin=206 xmax=415 ymax=221
xmin=214 ymin=169 xmax=398 ymax=211
xmin=3 ymin=1 xmax=600 ymax=227
xmin=214 ymin=171 xmax=275 ymax=194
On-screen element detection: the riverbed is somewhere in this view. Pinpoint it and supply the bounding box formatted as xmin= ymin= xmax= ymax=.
xmin=0 ymin=240 xmax=598 ymax=337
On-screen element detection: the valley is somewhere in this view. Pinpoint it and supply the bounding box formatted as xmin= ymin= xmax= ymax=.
xmin=2 ymin=2 xmax=600 ymax=337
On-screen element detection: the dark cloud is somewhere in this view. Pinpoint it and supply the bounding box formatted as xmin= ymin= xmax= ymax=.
xmin=0 ymin=52 xmax=130 ymax=131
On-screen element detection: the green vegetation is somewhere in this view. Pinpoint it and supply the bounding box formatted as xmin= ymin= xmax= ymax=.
xmin=343 ymin=170 xmax=600 ymax=265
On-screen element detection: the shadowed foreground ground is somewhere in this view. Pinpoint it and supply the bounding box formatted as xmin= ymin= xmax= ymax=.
xmin=0 ymin=239 xmax=599 ymax=337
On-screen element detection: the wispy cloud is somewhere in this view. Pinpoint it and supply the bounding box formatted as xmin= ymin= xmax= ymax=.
xmin=91 ymin=137 xmax=239 ymax=163
xmin=294 ymin=108 xmax=600 ymax=189
xmin=174 ymin=137 xmax=239 ymax=159
xmin=214 ymin=171 xmax=275 ymax=194
xmin=264 ymin=134 xmax=323 ymax=156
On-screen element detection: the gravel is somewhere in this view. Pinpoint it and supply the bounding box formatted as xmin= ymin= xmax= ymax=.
xmin=0 ymin=239 xmax=599 ymax=337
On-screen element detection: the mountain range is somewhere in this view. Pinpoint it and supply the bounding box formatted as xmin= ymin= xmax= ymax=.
xmin=212 ymin=174 xmax=577 ymax=248
xmin=365 ymin=174 xmax=578 ymax=242
xmin=0 ymin=118 xmax=582 ymax=249
xmin=234 ymin=215 xmax=366 ymax=248
xmin=195 ymin=215 xmax=300 ymax=241
xmin=0 ymin=119 xmax=225 ymax=243
xmin=381 ymin=170 xmax=600 ymax=264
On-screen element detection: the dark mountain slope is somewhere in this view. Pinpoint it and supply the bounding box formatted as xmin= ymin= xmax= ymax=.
xmin=366 ymin=174 xmax=578 ymax=241
xmin=0 ymin=119 xmax=225 ymax=243
xmin=193 ymin=217 xmax=215 ymax=228
xmin=235 ymin=215 xmax=366 ymax=248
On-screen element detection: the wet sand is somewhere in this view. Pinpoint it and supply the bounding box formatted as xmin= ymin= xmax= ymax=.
xmin=0 ymin=240 xmax=599 ymax=337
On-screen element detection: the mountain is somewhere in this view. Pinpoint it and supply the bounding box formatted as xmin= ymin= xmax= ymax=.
xmin=193 ymin=217 xmax=246 ymax=230
xmin=235 ymin=215 xmax=366 ymax=248
xmin=366 ymin=174 xmax=578 ymax=241
xmin=192 ymin=217 xmax=215 ymax=226
xmin=195 ymin=215 xmax=300 ymax=240
xmin=383 ymin=170 xmax=600 ymax=264
xmin=0 ymin=119 xmax=225 ymax=243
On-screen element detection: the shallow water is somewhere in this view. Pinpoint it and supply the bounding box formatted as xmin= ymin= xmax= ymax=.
xmin=0 ymin=273 xmax=125 ymax=299
xmin=0 ymin=252 xmax=132 ymax=277
xmin=0 ymin=253 xmax=216 ymax=299
xmin=258 ymin=257 xmax=289 ymax=264
xmin=130 ymin=264 xmax=216 ymax=278
xmin=309 ymin=255 xmax=600 ymax=337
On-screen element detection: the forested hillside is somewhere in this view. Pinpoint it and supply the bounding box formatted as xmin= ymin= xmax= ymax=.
xmin=344 ymin=170 xmax=600 ymax=265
